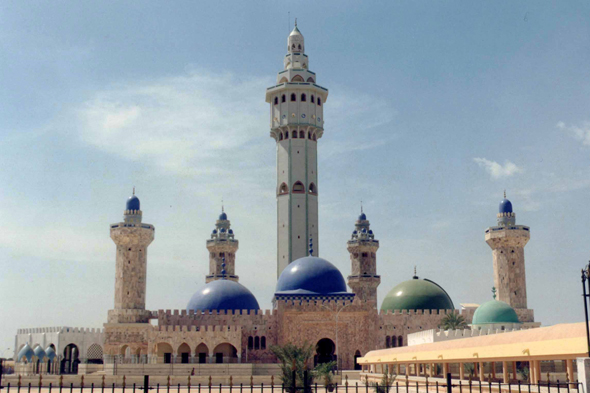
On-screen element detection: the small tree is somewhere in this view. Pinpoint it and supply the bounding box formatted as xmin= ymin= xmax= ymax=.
xmin=440 ymin=313 xmax=468 ymax=330
xmin=271 ymin=343 xmax=314 ymax=393
xmin=313 ymin=361 xmax=337 ymax=391
xmin=372 ymin=367 xmax=397 ymax=393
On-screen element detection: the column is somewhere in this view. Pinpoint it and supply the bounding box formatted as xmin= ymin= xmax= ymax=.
xmin=443 ymin=363 xmax=449 ymax=376
xmin=566 ymin=359 xmax=574 ymax=383
xmin=429 ymin=363 xmax=433 ymax=377
xmin=396 ymin=363 xmax=400 ymax=375
xmin=502 ymin=361 xmax=509 ymax=383
xmin=535 ymin=360 xmax=541 ymax=383
xmin=512 ymin=362 xmax=517 ymax=380
xmin=459 ymin=363 xmax=465 ymax=380
xmin=405 ymin=363 xmax=409 ymax=376
xmin=491 ymin=361 xmax=496 ymax=379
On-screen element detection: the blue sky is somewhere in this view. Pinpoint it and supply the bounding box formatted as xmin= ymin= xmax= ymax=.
xmin=1 ymin=0 xmax=590 ymax=356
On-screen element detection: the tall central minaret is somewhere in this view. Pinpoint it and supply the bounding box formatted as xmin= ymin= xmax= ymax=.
xmin=266 ymin=22 xmax=329 ymax=277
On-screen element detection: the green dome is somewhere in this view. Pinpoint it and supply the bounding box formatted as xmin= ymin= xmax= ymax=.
xmin=381 ymin=276 xmax=454 ymax=312
xmin=472 ymin=299 xmax=520 ymax=325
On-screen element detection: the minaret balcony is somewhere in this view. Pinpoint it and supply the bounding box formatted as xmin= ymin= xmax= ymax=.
xmin=265 ymin=82 xmax=328 ymax=102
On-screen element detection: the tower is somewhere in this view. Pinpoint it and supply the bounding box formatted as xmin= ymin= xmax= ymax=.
xmin=347 ymin=211 xmax=381 ymax=304
xmin=265 ymin=21 xmax=329 ymax=277
xmin=107 ymin=193 xmax=155 ymax=324
xmin=485 ymin=193 xmax=532 ymax=320
xmin=206 ymin=209 xmax=239 ymax=283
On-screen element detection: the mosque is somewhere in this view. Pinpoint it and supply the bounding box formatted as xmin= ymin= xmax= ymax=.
xmin=14 ymin=23 xmax=539 ymax=375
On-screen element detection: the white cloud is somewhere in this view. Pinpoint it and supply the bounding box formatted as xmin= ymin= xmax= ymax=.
xmin=558 ymin=121 xmax=590 ymax=146
xmin=473 ymin=158 xmax=523 ymax=179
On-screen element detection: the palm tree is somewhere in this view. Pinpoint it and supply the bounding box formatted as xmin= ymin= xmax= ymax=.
xmin=271 ymin=343 xmax=314 ymax=393
xmin=440 ymin=313 xmax=468 ymax=330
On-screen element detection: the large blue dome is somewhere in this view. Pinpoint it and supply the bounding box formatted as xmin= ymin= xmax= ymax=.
xmin=499 ymin=198 xmax=512 ymax=213
xmin=126 ymin=195 xmax=140 ymax=211
xmin=275 ymin=256 xmax=348 ymax=295
xmin=187 ymin=280 xmax=260 ymax=312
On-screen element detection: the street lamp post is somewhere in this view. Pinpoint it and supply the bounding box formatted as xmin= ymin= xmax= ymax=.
xmin=320 ymin=301 xmax=353 ymax=372
xmin=582 ymin=265 xmax=590 ymax=357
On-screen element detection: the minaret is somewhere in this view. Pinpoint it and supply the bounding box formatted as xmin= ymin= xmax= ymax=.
xmin=347 ymin=210 xmax=381 ymax=305
xmin=485 ymin=192 xmax=531 ymax=313
xmin=265 ymin=21 xmax=329 ymax=277
xmin=206 ymin=209 xmax=239 ymax=283
xmin=107 ymin=192 xmax=155 ymax=324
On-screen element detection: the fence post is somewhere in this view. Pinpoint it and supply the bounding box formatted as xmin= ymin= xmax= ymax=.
xmin=446 ymin=373 xmax=452 ymax=393
xmin=144 ymin=376 xmax=149 ymax=393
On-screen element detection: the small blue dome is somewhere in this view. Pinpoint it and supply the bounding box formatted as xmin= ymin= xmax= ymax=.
xmin=212 ymin=229 xmax=217 ymax=234
xmin=33 ymin=345 xmax=46 ymax=360
xmin=359 ymin=213 xmax=367 ymax=220
xmin=362 ymin=228 xmax=367 ymax=233
xmin=18 ymin=344 xmax=34 ymax=362
xmin=229 ymin=229 xmax=233 ymax=234
xmin=219 ymin=212 xmax=228 ymax=220
xmin=220 ymin=228 xmax=226 ymax=233
xmin=126 ymin=195 xmax=140 ymax=211
xmin=275 ymin=256 xmax=348 ymax=295
xmin=499 ymin=199 xmax=513 ymax=213
xmin=368 ymin=230 xmax=373 ymax=234
xmin=187 ymin=280 xmax=260 ymax=312
xmin=352 ymin=230 xmax=357 ymax=235
xmin=45 ymin=346 xmax=56 ymax=360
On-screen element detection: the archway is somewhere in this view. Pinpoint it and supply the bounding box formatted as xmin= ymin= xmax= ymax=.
xmin=156 ymin=343 xmax=174 ymax=364
xmin=213 ymin=343 xmax=238 ymax=364
xmin=87 ymin=344 xmax=103 ymax=364
xmin=354 ymin=350 xmax=362 ymax=370
xmin=195 ymin=343 xmax=209 ymax=364
xmin=315 ymin=338 xmax=335 ymax=366
xmin=178 ymin=343 xmax=191 ymax=364
xmin=61 ymin=344 xmax=79 ymax=374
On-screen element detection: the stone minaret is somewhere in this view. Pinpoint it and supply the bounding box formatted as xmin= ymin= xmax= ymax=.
xmin=266 ymin=21 xmax=329 ymax=277
xmin=108 ymin=192 xmax=155 ymax=324
xmin=206 ymin=209 xmax=239 ymax=283
xmin=347 ymin=210 xmax=381 ymax=305
xmin=485 ymin=193 xmax=533 ymax=321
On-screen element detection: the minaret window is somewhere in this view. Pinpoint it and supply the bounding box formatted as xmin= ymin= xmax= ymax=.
xmin=279 ymin=183 xmax=289 ymax=195
xmin=312 ymin=134 xmax=317 ymax=141
xmin=292 ymin=75 xmax=304 ymax=82
xmin=298 ymin=44 xmax=301 ymax=50
xmin=254 ymin=336 xmax=260 ymax=350
xmin=301 ymin=94 xmax=307 ymax=102
xmin=290 ymin=93 xmax=297 ymax=101
xmin=261 ymin=337 xmax=266 ymax=350
xmin=274 ymin=97 xmax=278 ymax=105
xmin=309 ymin=183 xmax=317 ymax=194
xmin=292 ymin=131 xmax=298 ymax=139
xmin=311 ymin=95 xmax=315 ymax=103
xmin=318 ymin=97 xmax=322 ymax=106
xmin=248 ymin=337 xmax=253 ymax=350
xmin=293 ymin=181 xmax=305 ymax=193
xmin=299 ymin=130 xmax=304 ymax=138
xmin=308 ymin=131 xmax=311 ymax=140
xmin=307 ymin=77 xmax=315 ymax=83
xmin=285 ymin=131 xmax=289 ymax=139
xmin=279 ymin=133 xmax=283 ymax=141
xmin=280 ymin=77 xmax=288 ymax=83
xmin=281 ymin=94 xmax=286 ymax=103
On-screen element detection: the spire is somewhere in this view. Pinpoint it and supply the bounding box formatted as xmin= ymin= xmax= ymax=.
xmin=221 ymin=258 xmax=227 ymax=280
xmin=413 ymin=266 xmax=418 ymax=279
xmin=295 ymin=18 xmax=297 ymax=27
xmin=309 ymin=235 xmax=313 ymax=256
xmin=133 ymin=186 xmax=135 ymax=196
xmin=492 ymin=286 xmax=497 ymax=300
xmin=360 ymin=200 xmax=363 ymax=214
xmin=222 ymin=197 xmax=224 ymax=213
xmin=503 ymin=190 xmax=506 ymax=199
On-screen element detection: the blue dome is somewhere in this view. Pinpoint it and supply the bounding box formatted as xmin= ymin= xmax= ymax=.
xmin=499 ymin=199 xmax=513 ymax=213
xmin=45 ymin=346 xmax=56 ymax=360
xmin=275 ymin=256 xmax=348 ymax=295
xmin=187 ymin=280 xmax=260 ymax=312
xmin=219 ymin=212 xmax=228 ymax=220
xmin=17 ymin=344 xmax=34 ymax=362
xmin=229 ymin=229 xmax=233 ymax=234
xmin=212 ymin=229 xmax=217 ymax=234
xmin=359 ymin=213 xmax=367 ymax=220
xmin=126 ymin=195 xmax=140 ymax=211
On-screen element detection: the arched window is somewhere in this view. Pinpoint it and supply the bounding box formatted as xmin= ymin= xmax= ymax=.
xmin=385 ymin=336 xmax=390 ymax=348
xmin=398 ymin=336 xmax=403 ymax=347
xmin=311 ymin=95 xmax=315 ymax=104
xmin=261 ymin=337 xmax=266 ymax=350
xmin=292 ymin=131 xmax=298 ymax=138
xmin=274 ymin=97 xmax=278 ymax=105
xmin=308 ymin=131 xmax=311 ymax=140
xmin=299 ymin=130 xmax=304 ymax=138
xmin=279 ymin=133 xmax=283 ymax=141
xmin=291 ymin=93 xmax=296 ymax=102
xmin=248 ymin=337 xmax=253 ymax=350
xmin=279 ymin=183 xmax=289 ymax=195
xmin=293 ymin=181 xmax=305 ymax=193
xmin=312 ymin=134 xmax=317 ymax=141
xmin=318 ymin=97 xmax=322 ymax=106
xmin=254 ymin=337 xmax=260 ymax=350
xmin=307 ymin=77 xmax=315 ymax=83
xmin=298 ymin=44 xmax=301 ymax=50
xmin=285 ymin=131 xmax=289 ymax=139
xmin=291 ymin=75 xmax=304 ymax=82
xmin=279 ymin=77 xmax=288 ymax=83
xmin=391 ymin=337 xmax=397 ymax=348
xmin=292 ymin=44 xmax=296 ymax=50
xmin=301 ymin=94 xmax=306 ymax=102
xmin=281 ymin=94 xmax=286 ymax=103
xmin=308 ymin=184 xmax=318 ymax=195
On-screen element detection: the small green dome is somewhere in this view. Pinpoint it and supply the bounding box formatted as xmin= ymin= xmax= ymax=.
xmin=472 ymin=299 xmax=520 ymax=325
xmin=381 ymin=276 xmax=454 ymax=312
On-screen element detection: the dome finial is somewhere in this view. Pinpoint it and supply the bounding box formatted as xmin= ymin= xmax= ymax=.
xmin=308 ymin=235 xmax=313 ymax=256
xmin=294 ymin=17 xmax=297 ymax=27
xmin=133 ymin=186 xmax=135 ymax=196
xmin=221 ymin=257 xmax=227 ymax=279
xmin=504 ymin=190 xmax=506 ymax=199
xmin=492 ymin=286 xmax=497 ymax=299
xmin=413 ymin=266 xmax=418 ymax=279
xmin=222 ymin=197 xmax=224 ymax=213
xmin=361 ymin=199 xmax=363 ymax=214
